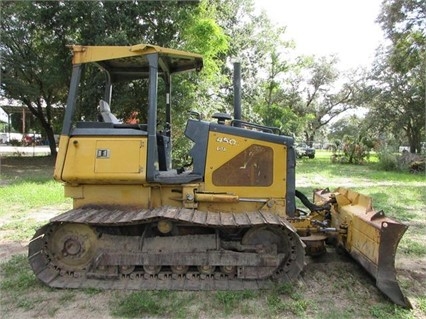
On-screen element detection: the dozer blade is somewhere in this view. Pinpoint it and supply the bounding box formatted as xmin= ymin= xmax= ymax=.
xmin=314 ymin=187 xmax=412 ymax=308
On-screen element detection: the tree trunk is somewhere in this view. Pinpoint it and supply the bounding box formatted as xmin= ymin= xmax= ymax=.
xmin=45 ymin=125 xmax=57 ymax=158
xmin=34 ymin=114 xmax=57 ymax=157
xmin=348 ymin=151 xmax=354 ymax=164
xmin=25 ymin=99 xmax=57 ymax=157
xmin=406 ymin=122 xmax=422 ymax=154
xmin=304 ymin=131 xmax=315 ymax=147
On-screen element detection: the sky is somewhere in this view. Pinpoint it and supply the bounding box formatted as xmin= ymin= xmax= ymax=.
xmin=255 ymin=0 xmax=385 ymax=70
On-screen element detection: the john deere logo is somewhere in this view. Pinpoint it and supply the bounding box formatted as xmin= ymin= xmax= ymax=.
xmin=96 ymin=149 xmax=110 ymax=158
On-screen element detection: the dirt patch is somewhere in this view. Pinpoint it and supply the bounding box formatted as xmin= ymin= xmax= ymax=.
xmin=0 ymin=241 xmax=27 ymax=260
xmin=0 ymin=204 xmax=71 ymax=262
xmin=1 ymin=290 xmax=116 ymax=319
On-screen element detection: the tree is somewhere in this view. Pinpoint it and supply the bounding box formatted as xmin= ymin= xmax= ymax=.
xmin=0 ymin=1 xmax=228 ymax=157
xmin=1 ymin=2 xmax=74 ymax=156
xmin=204 ymin=0 xmax=365 ymax=144
xmin=328 ymin=115 xmax=363 ymax=143
xmin=329 ymin=115 xmax=375 ymax=164
xmin=370 ymin=0 xmax=426 ymax=153
xmin=2 ymin=0 xmax=373 ymax=160
xmin=207 ymin=0 xmax=296 ymax=121
xmin=368 ymin=52 xmax=424 ymax=153
xmin=283 ymin=56 xmax=360 ymax=146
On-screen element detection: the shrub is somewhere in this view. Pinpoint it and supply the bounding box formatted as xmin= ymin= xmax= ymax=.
xmin=342 ymin=142 xmax=369 ymax=164
xmin=377 ymin=148 xmax=425 ymax=172
xmin=377 ymin=149 xmax=398 ymax=171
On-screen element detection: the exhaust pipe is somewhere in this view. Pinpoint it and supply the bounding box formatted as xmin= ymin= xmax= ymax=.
xmin=233 ymin=62 xmax=241 ymax=125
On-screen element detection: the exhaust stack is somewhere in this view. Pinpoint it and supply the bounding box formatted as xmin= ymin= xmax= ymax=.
xmin=233 ymin=62 xmax=241 ymax=123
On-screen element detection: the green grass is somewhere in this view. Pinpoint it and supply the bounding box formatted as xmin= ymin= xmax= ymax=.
xmin=214 ymin=290 xmax=257 ymax=315
xmin=0 ymin=178 xmax=69 ymax=240
xmin=369 ymin=304 xmax=414 ymax=319
xmin=0 ymin=179 xmax=67 ymax=218
xmin=399 ymin=238 xmax=426 ymax=257
xmin=0 ymin=255 xmax=40 ymax=292
xmin=266 ymin=283 xmax=310 ymax=317
xmin=0 ymin=255 xmax=44 ymax=312
xmin=111 ymin=291 xmax=195 ymax=319
xmin=0 ymin=218 xmax=45 ymax=241
xmin=0 ymin=156 xmax=70 ymax=240
xmin=111 ymin=287 xmax=313 ymax=318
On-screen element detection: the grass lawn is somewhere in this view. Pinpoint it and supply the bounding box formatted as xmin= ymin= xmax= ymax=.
xmin=0 ymin=153 xmax=425 ymax=319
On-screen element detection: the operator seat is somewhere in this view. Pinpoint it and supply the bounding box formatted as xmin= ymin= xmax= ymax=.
xmin=98 ymin=100 xmax=120 ymax=124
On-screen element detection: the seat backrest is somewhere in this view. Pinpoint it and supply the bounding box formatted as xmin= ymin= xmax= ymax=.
xmin=99 ymin=100 xmax=120 ymax=123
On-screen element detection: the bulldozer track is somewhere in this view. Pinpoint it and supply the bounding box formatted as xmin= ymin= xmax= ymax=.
xmin=28 ymin=207 xmax=306 ymax=291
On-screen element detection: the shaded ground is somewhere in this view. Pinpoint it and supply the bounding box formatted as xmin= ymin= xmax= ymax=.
xmin=0 ymin=155 xmax=56 ymax=179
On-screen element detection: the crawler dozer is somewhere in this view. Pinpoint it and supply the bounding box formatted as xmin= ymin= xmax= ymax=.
xmin=28 ymin=44 xmax=410 ymax=308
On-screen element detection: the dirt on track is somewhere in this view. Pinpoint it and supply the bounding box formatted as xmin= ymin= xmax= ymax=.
xmin=0 ymin=156 xmax=425 ymax=319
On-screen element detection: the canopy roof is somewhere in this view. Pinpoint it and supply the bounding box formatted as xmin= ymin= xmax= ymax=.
xmin=0 ymin=105 xmax=31 ymax=115
xmin=70 ymin=44 xmax=203 ymax=81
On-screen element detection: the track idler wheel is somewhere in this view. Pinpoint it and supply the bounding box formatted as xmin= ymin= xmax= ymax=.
xmin=47 ymin=223 xmax=98 ymax=271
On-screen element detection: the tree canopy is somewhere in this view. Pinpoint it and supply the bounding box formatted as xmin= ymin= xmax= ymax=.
xmin=1 ymin=0 xmax=424 ymax=158
xmin=369 ymin=0 xmax=425 ymax=153
xmin=1 ymin=1 xmax=228 ymax=156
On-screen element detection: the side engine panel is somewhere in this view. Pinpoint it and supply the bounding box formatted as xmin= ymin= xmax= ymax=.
xmin=56 ymin=132 xmax=148 ymax=184
xmin=200 ymin=122 xmax=296 ymax=216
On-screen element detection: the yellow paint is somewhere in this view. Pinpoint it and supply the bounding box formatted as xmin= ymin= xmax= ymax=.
xmin=64 ymin=185 xmax=83 ymax=199
xmin=195 ymin=193 xmax=239 ymax=203
xmin=66 ymin=184 xmax=185 ymax=209
xmin=321 ymin=188 xmax=382 ymax=265
xmin=204 ymin=132 xmax=287 ymax=198
xmin=157 ymin=220 xmax=173 ymax=234
xmin=61 ymin=136 xmax=147 ymax=184
xmin=68 ymin=184 xmax=149 ymax=208
xmin=53 ymin=135 xmax=70 ymax=181
xmin=70 ymin=44 xmax=202 ymax=65
xmin=350 ymin=218 xmax=380 ymax=264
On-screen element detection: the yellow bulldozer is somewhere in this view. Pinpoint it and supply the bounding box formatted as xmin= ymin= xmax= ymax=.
xmin=28 ymin=44 xmax=410 ymax=308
